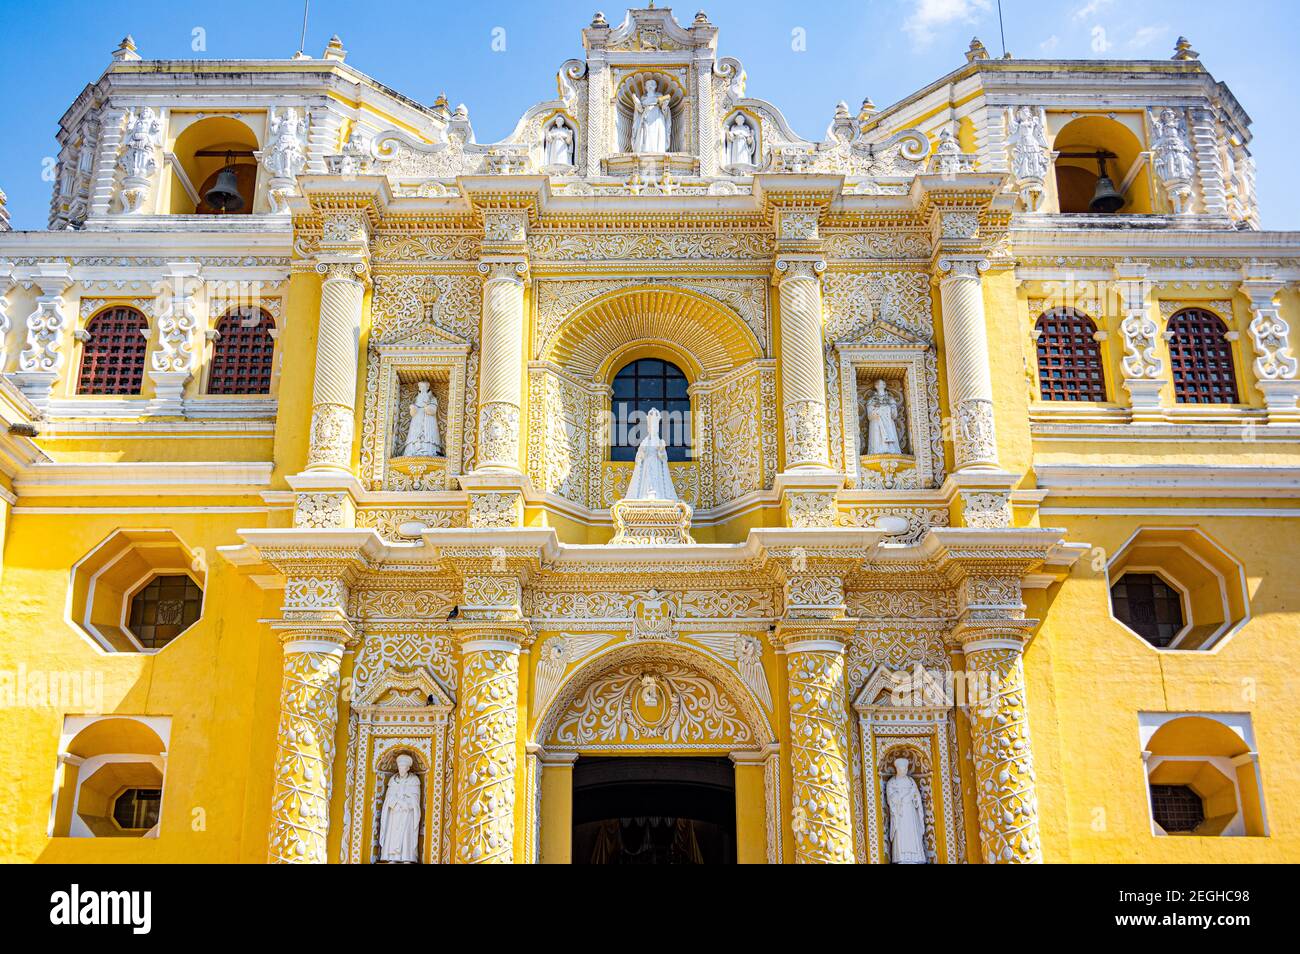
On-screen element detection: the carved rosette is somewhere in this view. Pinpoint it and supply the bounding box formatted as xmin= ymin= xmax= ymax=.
xmin=783 ymin=489 xmax=837 ymax=529
xmin=268 ymin=636 xmax=347 ymax=863
xmin=960 ymin=635 xmax=1042 ymax=864
xmin=959 ymin=489 xmax=1013 ymax=528
xmin=783 ymin=638 xmax=854 ymax=863
xmin=453 ymin=636 xmax=523 ymax=863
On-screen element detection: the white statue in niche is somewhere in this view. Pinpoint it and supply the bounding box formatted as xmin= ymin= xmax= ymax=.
xmin=624 ymin=407 xmax=679 ymax=501
xmin=378 ymin=753 xmax=421 ymax=863
xmin=401 ymin=381 xmax=443 ymax=457
xmin=724 ymin=114 xmax=755 ymax=168
xmin=865 ymin=379 xmax=903 ymax=455
xmin=631 ymin=79 xmax=672 ymax=154
xmin=885 ymin=757 xmax=927 ymax=864
xmin=544 ymin=115 xmax=575 ymax=167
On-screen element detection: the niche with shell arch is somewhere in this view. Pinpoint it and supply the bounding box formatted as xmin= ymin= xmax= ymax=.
xmin=614 ymin=70 xmax=689 ymax=154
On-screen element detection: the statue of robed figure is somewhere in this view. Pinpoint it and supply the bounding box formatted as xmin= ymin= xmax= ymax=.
xmin=379 ymin=753 xmax=422 ymax=863
xmin=625 ymin=407 xmax=679 ymax=501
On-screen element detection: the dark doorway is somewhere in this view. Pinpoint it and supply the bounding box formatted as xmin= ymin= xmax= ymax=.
xmin=572 ymin=756 xmax=736 ymax=864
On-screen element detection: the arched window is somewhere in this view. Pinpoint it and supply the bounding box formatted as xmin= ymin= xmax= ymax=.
xmin=1168 ymin=309 xmax=1239 ymax=404
xmin=1034 ymin=309 xmax=1106 ymax=401
xmin=208 ymin=307 xmax=275 ymax=394
xmin=610 ymin=358 xmax=691 ymax=461
xmin=77 ymin=306 xmax=147 ymax=395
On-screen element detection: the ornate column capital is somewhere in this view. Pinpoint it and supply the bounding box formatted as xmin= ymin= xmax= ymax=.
xmin=936 ymin=254 xmax=990 ymax=283
xmin=313 ymin=256 xmax=370 ymax=286
xmin=476 ymin=257 xmax=530 ymax=284
xmin=771 ymin=255 xmax=826 ymax=286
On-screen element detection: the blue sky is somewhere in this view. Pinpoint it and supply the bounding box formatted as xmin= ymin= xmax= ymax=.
xmin=1 ymin=0 xmax=1295 ymax=229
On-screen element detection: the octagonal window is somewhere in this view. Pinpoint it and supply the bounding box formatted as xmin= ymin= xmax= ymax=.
xmin=112 ymin=787 xmax=162 ymax=831
xmin=1111 ymin=572 xmax=1185 ymax=648
xmin=1149 ymin=784 xmax=1204 ymax=833
xmin=127 ymin=574 xmax=203 ymax=649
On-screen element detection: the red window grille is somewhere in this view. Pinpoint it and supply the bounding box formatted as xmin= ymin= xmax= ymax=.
xmin=1169 ymin=309 xmax=1239 ymax=404
xmin=1034 ymin=309 xmax=1106 ymax=401
xmin=207 ymin=308 xmax=275 ymax=395
xmin=76 ymin=307 xmax=147 ymax=395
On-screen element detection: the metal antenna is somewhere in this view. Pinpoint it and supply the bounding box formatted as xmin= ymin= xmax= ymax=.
xmin=297 ymin=0 xmax=310 ymax=56
xmin=997 ymin=0 xmax=1007 ymax=58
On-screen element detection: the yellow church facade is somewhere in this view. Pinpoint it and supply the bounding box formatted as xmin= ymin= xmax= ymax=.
xmin=0 ymin=7 xmax=1296 ymax=863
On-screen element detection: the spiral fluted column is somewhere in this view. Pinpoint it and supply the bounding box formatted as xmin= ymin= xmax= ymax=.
xmin=782 ymin=635 xmax=854 ymax=863
xmin=960 ymin=633 xmax=1043 ymax=864
xmin=267 ymin=634 xmax=347 ymax=863
xmin=453 ymin=632 xmax=524 ymax=863
xmin=475 ymin=261 xmax=528 ymax=471
xmin=775 ymin=257 xmax=831 ymax=470
xmin=307 ymin=260 xmax=366 ymax=472
xmin=937 ymin=256 xmax=998 ymax=470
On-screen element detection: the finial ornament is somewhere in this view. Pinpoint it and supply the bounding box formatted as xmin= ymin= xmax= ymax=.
xmin=112 ymin=35 xmax=141 ymax=62
xmin=1172 ymin=36 xmax=1199 ymax=60
xmin=966 ymin=37 xmax=989 ymax=62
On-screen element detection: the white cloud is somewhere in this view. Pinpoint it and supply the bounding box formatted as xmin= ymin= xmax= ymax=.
xmin=902 ymin=0 xmax=992 ymax=47
xmin=1039 ymin=34 xmax=1060 ymax=53
xmin=1073 ymin=0 xmax=1115 ymax=21
xmin=1090 ymin=25 xmax=1112 ymax=53
xmin=1127 ymin=25 xmax=1168 ymax=50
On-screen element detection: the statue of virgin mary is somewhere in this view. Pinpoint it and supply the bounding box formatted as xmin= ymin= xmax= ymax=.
xmin=624 ymin=407 xmax=679 ymax=502
xmin=631 ymin=79 xmax=672 ymax=154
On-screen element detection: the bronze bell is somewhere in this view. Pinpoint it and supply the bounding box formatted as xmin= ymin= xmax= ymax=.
xmin=1089 ymin=156 xmax=1125 ymax=214
xmin=204 ymin=164 xmax=245 ymax=213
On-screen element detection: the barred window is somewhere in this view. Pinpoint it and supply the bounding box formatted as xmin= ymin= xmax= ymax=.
xmin=208 ymin=307 xmax=275 ymax=395
xmin=1034 ymin=309 xmax=1106 ymax=401
xmin=1149 ymin=784 xmax=1204 ymax=834
xmin=76 ymin=307 xmax=148 ymax=395
xmin=1169 ymin=309 xmax=1239 ymax=404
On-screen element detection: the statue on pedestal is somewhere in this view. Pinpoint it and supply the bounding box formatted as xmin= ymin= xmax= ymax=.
xmin=632 ymin=79 xmax=672 ymax=154
xmin=545 ymin=115 xmax=575 ymax=168
xmin=725 ymin=114 xmax=755 ymax=168
xmin=865 ymin=379 xmax=903 ymax=455
xmin=401 ymin=381 xmax=443 ymax=457
xmin=885 ymin=757 xmax=927 ymax=864
xmin=625 ymin=407 xmax=678 ymax=501
xmin=379 ymin=753 xmax=421 ymax=863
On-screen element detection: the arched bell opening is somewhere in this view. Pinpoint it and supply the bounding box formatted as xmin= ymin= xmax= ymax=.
xmin=1052 ymin=115 xmax=1152 ymax=214
xmin=167 ymin=115 xmax=260 ymax=214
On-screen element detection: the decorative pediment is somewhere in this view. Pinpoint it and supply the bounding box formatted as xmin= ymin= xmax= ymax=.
xmin=598 ymin=7 xmax=709 ymax=53
xmin=353 ymin=664 xmax=454 ymax=709
xmin=853 ymin=664 xmax=949 ymax=712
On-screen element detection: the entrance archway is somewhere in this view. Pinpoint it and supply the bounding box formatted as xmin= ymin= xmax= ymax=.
xmin=530 ymin=640 xmax=778 ymax=863
xmin=572 ymin=756 xmax=736 ymax=864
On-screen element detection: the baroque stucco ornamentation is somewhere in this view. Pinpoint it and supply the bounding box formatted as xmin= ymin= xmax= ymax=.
xmin=453 ymin=643 xmax=520 ymax=863
xmin=785 ymin=644 xmax=854 ymax=863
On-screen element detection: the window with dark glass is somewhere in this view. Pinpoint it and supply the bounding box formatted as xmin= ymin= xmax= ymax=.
xmin=1111 ymin=572 xmax=1185 ymax=647
xmin=112 ymin=788 xmax=162 ymax=830
xmin=127 ymin=574 xmax=203 ymax=649
xmin=1149 ymin=784 xmax=1204 ymax=833
xmin=208 ymin=307 xmax=275 ymax=394
xmin=1034 ymin=309 xmax=1106 ymax=401
xmin=77 ymin=307 xmax=148 ymax=395
xmin=1169 ymin=309 xmax=1239 ymax=404
xmin=609 ymin=358 xmax=691 ymax=461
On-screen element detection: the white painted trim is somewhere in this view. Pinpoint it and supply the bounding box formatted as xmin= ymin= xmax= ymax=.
xmin=15 ymin=461 xmax=274 ymax=497
xmin=782 ymin=639 xmax=845 ymax=654
xmin=1041 ymin=507 xmax=1300 ymax=517
xmin=282 ymin=638 xmax=347 ymax=656
xmin=461 ymin=639 xmax=523 ymax=654
xmin=1035 ymin=464 xmax=1300 ymax=498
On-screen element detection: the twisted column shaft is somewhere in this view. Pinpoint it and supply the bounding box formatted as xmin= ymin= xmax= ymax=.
xmin=937 ymin=257 xmax=998 ymax=469
xmin=307 ymin=262 xmax=364 ymax=472
xmin=776 ymin=259 xmax=831 ymax=470
xmin=476 ymin=262 xmax=527 ymax=471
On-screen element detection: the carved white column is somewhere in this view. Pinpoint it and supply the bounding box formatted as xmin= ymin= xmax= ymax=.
xmin=1240 ymin=263 xmax=1300 ymax=420
xmin=937 ymin=256 xmax=998 ymax=468
xmin=475 ymin=259 xmax=528 ymax=472
xmin=1114 ymin=262 xmax=1164 ymax=421
xmin=147 ymin=262 xmax=202 ymax=416
xmin=13 ymin=263 xmax=73 ymax=407
xmin=307 ymin=258 xmax=366 ymax=474
xmin=267 ymin=574 xmax=355 ymax=864
xmin=774 ymin=256 xmax=831 ymax=471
